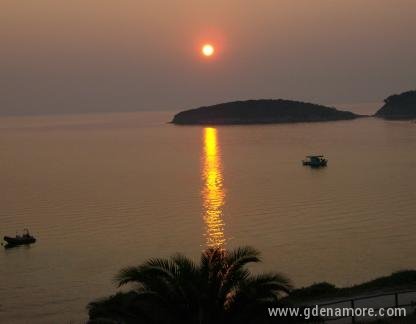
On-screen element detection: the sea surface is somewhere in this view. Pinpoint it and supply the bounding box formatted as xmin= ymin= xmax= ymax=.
xmin=1 ymin=106 xmax=415 ymax=323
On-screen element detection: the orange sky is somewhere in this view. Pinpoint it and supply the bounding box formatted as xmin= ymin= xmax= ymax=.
xmin=1 ymin=0 xmax=415 ymax=115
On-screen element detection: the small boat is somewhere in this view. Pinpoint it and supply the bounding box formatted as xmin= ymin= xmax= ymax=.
xmin=3 ymin=229 xmax=36 ymax=247
xmin=302 ymin=155 xmax=328 ymax=167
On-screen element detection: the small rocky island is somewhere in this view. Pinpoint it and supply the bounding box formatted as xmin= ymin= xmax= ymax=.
xmin=375 ymin=90 xmax=416 ymax=120
xmin=171 ymin=99 xmax=361 ymax=125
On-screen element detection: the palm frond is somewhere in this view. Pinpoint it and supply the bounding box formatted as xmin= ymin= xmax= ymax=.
xmin=217 ymin=247 xmax=261 ymax=302
xmin=247 ymin=273 xmax=293 ymax=294
xmin=114 ymin=265 xmax=170 ymax=287
xmin=236 ymin=272 xmax=293 ymax=303
xmin=200 ymin=247 xmax=225 ymax=273
xmin=171 ymin=253 xmax=199 ymax=278
xmin=225 ymin=246 xmax=261 ymax=269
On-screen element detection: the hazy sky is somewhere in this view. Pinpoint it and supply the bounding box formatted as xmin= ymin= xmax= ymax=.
xmin=1 ymin=0 xmax=415 ymax=115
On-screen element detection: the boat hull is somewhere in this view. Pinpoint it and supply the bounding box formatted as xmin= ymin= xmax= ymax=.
xmin=4 ymin=236 xmax=36 ymax=246
xmin=302 ymin=160 xmax=328 ymax=167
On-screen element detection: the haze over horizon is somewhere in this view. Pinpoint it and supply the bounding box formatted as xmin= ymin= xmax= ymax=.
xmin=1 ymin=0 xmax=415 ymax=116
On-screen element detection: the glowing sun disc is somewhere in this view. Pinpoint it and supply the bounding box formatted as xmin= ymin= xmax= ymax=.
xmin=202 ymin=44 xmax=215 ymax=57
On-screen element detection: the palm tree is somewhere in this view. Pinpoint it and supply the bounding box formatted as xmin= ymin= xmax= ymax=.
xmin=88 ymin=246 xmax=292 ymax=324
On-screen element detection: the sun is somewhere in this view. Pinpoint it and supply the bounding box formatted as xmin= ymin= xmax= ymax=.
xmin=202 ymin=44 xmax=215 ymax=57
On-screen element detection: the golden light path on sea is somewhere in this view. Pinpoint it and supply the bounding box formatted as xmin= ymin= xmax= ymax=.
xmin=202 ymin=127 xmax=226 ymax=248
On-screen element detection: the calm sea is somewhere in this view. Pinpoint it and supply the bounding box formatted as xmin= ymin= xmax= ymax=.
xmin=1 ymin=107 xmax=415 ymax=323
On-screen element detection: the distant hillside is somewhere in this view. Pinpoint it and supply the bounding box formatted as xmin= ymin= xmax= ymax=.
xmin=287 ymin=270 xmax=416 ymax=304
xmin=171 ymin=99 xmax=361 ymax=125
xmin=375 ymin=90 xmax=416 ymax=120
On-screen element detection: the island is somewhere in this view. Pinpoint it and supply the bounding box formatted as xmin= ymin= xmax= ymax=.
xmin=171 ymin=99 xmax=361 ymax=125
xmin=375 ymin=90 xmax=416 ymax=120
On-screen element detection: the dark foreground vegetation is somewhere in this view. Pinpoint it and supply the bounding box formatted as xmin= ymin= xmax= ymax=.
xmin=88 ymin=246 xmax=416 ymax=324
xmin=375 ymin=90 xmax=416 ymax=120
xmin=88 ymin=246 xmax=316 ymax=324
xmin=171 ymin=99 xmax=361 ymax=125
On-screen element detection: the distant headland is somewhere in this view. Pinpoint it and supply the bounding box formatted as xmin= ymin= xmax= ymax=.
xmin=375 ymin=90 xmax=416 ymax=120
xmin=171 ymin=99 xmax=362 ymax=125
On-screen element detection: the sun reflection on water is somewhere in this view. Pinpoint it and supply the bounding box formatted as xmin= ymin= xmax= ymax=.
xmin=202 ymin=127 xmax=226 ymax=248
